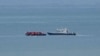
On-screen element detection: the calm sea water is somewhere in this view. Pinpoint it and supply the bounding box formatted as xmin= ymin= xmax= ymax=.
xmin=0 ymin=6 xmax=100 ymax=56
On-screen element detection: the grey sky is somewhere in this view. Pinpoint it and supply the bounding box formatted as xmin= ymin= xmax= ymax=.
xmin=0 ymin=0 xmax=99 ymax=7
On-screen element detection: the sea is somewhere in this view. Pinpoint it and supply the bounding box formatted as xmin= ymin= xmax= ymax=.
xmin=0 ymin=6 xmax=100 ymax=56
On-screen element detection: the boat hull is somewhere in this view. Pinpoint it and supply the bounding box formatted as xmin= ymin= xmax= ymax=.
xmin=26 ymin=34 xmax=46 ymax=36
xmin=47 ymin=32 xmax=76 ymax=35
xmin=25 ymin=32 xmax=46 ymax=36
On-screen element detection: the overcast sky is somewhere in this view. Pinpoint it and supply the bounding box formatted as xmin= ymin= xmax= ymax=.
xmin=0 ymin=0 xmax=99 ymax=7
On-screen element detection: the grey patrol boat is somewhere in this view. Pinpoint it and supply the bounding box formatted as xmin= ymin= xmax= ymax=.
xmin=47 ymin=28 xmax=76 ymax=35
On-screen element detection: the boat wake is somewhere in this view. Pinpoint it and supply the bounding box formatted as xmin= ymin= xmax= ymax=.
xmin=76 ymin=34 xmax=93 ymax=37
xmin=0 ymin=34 xmax=94 ymax=38
xmin=0 ymin=35 xmax=26 ymax=38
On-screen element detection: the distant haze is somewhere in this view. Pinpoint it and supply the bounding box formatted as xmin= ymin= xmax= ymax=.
xmin=0 ymin=0 xmax=100 ymax=8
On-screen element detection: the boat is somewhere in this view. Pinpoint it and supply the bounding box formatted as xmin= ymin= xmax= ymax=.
xmin=47 ymin=28 xmax=76 ymax=35
xmin=25 ymin=32 xmax=46 ymax=36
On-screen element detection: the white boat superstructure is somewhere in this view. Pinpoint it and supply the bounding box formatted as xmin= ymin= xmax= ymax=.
xmin=56 ymin=28 xmax=69 ymax=33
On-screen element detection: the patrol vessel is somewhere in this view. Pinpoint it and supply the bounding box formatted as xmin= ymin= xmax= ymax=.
xmin=47 ymin=28 xmax=76 ymax=35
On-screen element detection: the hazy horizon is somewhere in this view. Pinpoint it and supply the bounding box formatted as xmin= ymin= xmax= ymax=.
xmin=0 ymin=0 xmax=100 ymax=8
